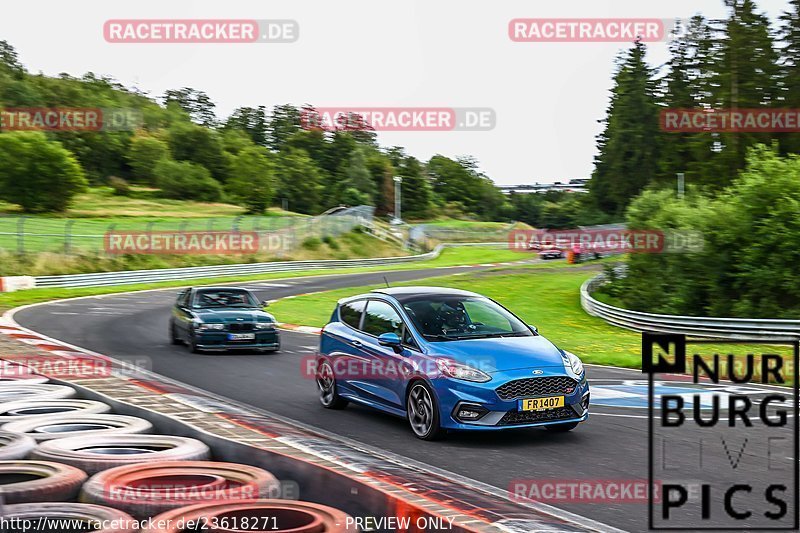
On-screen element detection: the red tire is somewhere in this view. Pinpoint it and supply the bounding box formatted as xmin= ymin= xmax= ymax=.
xmin=81 ymin=461 xmax=280 ymax=519
xmin=32 ymin=434 xmax=211 ymax=474
xmin=2 ymin=503 xmax=138 ymax=532
xmin=0 ymin=460 xmax=87 ymax=503
xmin=0 ymin=430 xmax=36 ymax=459
xmin=2 ymin=413 xmax=152 ymax=442
xmin=143 ymin=500 xmax=356 ymax=532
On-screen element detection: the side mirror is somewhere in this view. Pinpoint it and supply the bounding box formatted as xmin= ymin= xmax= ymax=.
xmin=528 ymin=324 xmax=538 ymax=334
xmin=378 ymin=332 xmax=401 ymax=347
xmin=261 ymin=300 xmax=269 ymax=308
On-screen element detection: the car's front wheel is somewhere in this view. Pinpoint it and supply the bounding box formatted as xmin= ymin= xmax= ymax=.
xmin=407 ymin=381 xmax=445 ymax=441
xmin=169 ymin=322 xmax=182 ymax=345
xmin=317 ymin=360 xmax=347 ymax=409
xmin=187 ymin=333 xmax=201 ymax=354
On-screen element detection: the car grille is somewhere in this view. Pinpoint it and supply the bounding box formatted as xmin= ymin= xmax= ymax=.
xmin=228 ymin=323 xmax=255 ymax=332
xmin=495 ymin=376 xmax=578 ymax=400
xmin=498 ymin=406 xmax=576 ymax=426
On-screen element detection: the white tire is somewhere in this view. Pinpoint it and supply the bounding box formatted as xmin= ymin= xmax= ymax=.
xmin=2 ymin=413 xmax=153 ymax=442
xmin=0 ymin=430 xmax=36 ymax=460
xmin=32 ymin=434 xmax=212 ymax=474
xmin=0 ymin=384 xmax=76 ymax=402
xmin=0 ymin=399 xmax=112 ymax=422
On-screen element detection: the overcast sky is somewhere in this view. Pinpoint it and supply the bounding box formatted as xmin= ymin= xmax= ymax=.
xmin=0 ymin=0 xmax=793 ymax=184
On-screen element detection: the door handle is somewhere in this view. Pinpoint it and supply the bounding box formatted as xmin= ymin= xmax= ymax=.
xmin=350 ymin=340 xmax=363 ymax=347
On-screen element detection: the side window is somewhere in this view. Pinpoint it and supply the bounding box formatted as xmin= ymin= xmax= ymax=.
xmin=402 ymin=325 xmax=418 ymax=349
xmin=362 ymin=300 xmax=403 ymax=337
xmin=340 ymin=300 xmax=366 ymax=330
xmin=176 ymin=290 xmax=189 ymax=307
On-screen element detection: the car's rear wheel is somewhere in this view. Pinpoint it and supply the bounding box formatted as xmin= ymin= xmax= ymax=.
xmin=407 ymin=381 xmax=445 ymax=441
xmin=317 ymin=360 xmax=347 ymax=409
xmin=545 ymin=421 xmax=580 ymax=432
xmin=169 ymin=322 xmax=182 ymax=345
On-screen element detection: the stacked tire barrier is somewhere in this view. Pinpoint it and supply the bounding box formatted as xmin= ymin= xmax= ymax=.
xmin=0 ymin=369 xmax=357 ymax=532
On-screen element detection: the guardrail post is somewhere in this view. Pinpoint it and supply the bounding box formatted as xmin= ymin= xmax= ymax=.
xmin=232 ymin=216 xmax=243 ymax=233
xmin=64 ymin=220 xmax=75 ymax=255
xmin=16 ymin=216 xmax=26 ymax=255
xmin=106 ymin=223 xmax=116 ymax=256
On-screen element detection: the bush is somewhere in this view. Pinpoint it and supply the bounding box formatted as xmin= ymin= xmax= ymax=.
xmin=108 ymin=176 xmax=132 ymax=196
xmin=126 ymin=135 xmax=170 ymax=184
xmin=301 ymin=237 xmax=322 ymax=250
xmin=0 ymin=131 xmax=87 ymax=212
xmin=226 ymin=146 xmax=275 ymax=214
xmin=322 ymin=235 xmax=340 ymax=250
xmin=153 ymin=159 xmax=223 ymax=202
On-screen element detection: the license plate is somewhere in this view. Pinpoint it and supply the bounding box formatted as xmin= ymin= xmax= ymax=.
xmin=519 ymin=396 xmax=564 ymax=411
xmin=228 ymin=333 xmax=255 ymax=341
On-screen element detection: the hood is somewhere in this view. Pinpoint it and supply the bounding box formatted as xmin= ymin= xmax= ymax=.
xmin=429 ymin=335 xmax=566 ymax=373
xmin=194 ymin=308 xmax=273 ymax=323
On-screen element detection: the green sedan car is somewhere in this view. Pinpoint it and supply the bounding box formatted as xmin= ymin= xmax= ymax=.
xmin=170 ymin=287 xmax=280 ymax=353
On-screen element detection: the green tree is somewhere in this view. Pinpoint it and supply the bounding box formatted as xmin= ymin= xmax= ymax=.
xmin=126 ymin=135 xmax=170 ymax=184
xmin=387 ymin=148 xmax=433 ymax=219
xmin=339 ymin=148 xmax=377 ymax=204
xmin=0 ymin=132 xmax=87 ymax=212
xmin=163 ymin=87 xmax=217 ymax=127
xmin=779 ymin=0 xmax=800 ymax=154
xmin=275 ymin=149 xmax=324 ymax=215
xmin=590 ymin=40 xmax=661 ymax=215
xmin=153 ymin=159 xmax=222 ymax=202
xmin=268 ymin=104 xmax=303 ymax=151
xmin=226 ymin=146 xmax=275 ymax=214
xmin=223 ymin=106 xmax=268 ymax=146
xmin=167 ymin=123 xmax=229 ymax=182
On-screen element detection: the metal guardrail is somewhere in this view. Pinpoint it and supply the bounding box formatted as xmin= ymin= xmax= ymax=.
xmin=581 ymin=274 xmax=800 ymax=340
xmin=34 ymin=246 xmax=443 ymax=288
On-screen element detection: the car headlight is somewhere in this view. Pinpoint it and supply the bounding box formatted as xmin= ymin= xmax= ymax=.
xmin=196 ymin=323 xmax=225 ymax=331
xmin=254 ymin=322 xmax=274 ymax=330
xmin=436 ymin=359 xmax=491 ymax=383
xmin=563 ymin=350 xmax=584 ymax=375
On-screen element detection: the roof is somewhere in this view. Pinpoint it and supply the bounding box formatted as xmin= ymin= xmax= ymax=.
xmin=370 ymin=286 xmax=482 ymax=300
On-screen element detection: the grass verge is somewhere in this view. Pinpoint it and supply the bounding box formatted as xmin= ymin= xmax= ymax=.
xmin=0 ymin=246 xmax=535 ymax=313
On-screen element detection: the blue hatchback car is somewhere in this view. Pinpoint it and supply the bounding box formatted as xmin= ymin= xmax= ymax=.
xmin=316 ymin=287 xmax=589 ymax=440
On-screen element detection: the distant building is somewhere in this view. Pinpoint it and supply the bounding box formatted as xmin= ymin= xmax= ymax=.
xmin=498 ymin=178 xmax=589 ymax=195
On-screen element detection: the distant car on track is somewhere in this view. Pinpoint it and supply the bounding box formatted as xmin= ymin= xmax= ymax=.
xmin=315 ymin=286 xmax=589 ymax=440
xmin=170 ymin=287 xmax=279 ymax=353
xmin=537 ymin=248 xmax=564 ymax=259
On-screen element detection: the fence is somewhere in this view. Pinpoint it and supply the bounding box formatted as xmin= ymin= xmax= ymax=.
xmin=0 ymin=206 xmax=375 ymax=256
xmin=581 ymin=273 xmax=800 ymax=340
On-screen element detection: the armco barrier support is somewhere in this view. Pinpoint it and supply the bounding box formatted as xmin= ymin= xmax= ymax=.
xmin=0 ymin=320 xmax=619 ymax=533
xmin=0 ymin=276 xmax=35 ymax=292
xmin=581 ymin=273 xmax=800 ymax=340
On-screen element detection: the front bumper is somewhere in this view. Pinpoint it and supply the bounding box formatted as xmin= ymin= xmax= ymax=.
xmin=195 ymin=330 xmax=279 ymax=351
xmin=433 ymin=367 xmax=589 ymax=431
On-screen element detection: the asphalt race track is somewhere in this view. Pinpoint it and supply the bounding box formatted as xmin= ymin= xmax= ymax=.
xmin=13 ymin=265 xmax=798 ymax=533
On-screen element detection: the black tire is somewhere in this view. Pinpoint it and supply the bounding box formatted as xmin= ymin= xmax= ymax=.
xmin=545 ymin=421 xmax=580 ymax=432
xmin=406 ymin=381 xmax=445 ymax=441
xmin=188 ymin=333 xmax=201 ymax=353
xmin=0 ymin=460 xmax=88 ymax=503
xmin=316 ymin=360 xmax=348 ymax=409
xmin=2 ymin=503 xmax=138 ymax=533
xmin=169 ymin=322 xmax=182 ymax=345
xmin=32 ymin=434 xmax=211 ymax=475
xmin=0 ymin=430 xmax=36 ymax=460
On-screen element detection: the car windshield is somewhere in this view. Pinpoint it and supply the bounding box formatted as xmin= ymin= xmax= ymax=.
xmin=401 ymin=295 xmax=532 ymax=341
xmin=193 ymin=289 xmax=259 ymax=308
